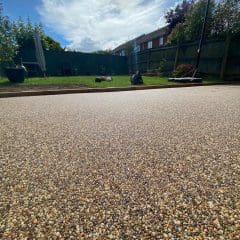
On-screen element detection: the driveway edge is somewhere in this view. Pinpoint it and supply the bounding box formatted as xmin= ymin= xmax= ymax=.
xmin=0 ymin=82 xmax=237 ymax=98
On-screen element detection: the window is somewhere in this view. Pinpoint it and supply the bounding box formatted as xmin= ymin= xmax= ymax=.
xmin=134 ymin=45 xmax=140 ymax=52
xmin=159 ymin=36 xmax=164 ymax=46
xmin=120 ymin=50 xmax=125 ymax=56
xmin=147 ymin=41 xmax=152 ymax=49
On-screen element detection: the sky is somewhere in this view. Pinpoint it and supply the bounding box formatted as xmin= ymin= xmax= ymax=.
xmin=2 ymin=0 xmax=180 ymax=52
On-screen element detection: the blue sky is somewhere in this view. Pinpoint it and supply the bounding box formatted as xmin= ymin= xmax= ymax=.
xmin=2 ymin=0 xmax=69 ymax=46
xmin=2 ymin=0 xmax=180 ymax=52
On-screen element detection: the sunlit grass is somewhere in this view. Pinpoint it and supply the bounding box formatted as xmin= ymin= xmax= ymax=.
xmin=0 ymin=75 xmax=223 ymax=88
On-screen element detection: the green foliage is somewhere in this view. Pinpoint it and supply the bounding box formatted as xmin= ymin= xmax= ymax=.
xmin=167 ymin=23 xmax=186 ymax=44
xmin=172 ymin=64 xmax=195 ymax=77
xmin=0 ymin=4 xmax=18 ymax=61
xmin=13 ymin=17 xmax=43 ymax=49
xmin=212 ymin=0 xmax=240 ymax=36
xmin=42 ymin=35 xmax=63 ymax=51
xmin=14 ymin=17 xmax=63 ymax=51
xmin=167 ymin=0 xmax=240 ymax=45
xmin=158 ymin=59 xmax=167 ymax=72
xmin=184 ymin=0 xmax=215 ymax=41
xmin=165 ymin=0 xmax=195 ymax=32
xmin=0 ymin=1 xmax=63 ymax=62
xmin=166 ymin=0 xmax=216 ymax=44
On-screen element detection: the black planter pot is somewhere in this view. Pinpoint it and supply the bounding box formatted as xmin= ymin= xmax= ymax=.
xmin=5 ymin=67 xmax=25 ymax=83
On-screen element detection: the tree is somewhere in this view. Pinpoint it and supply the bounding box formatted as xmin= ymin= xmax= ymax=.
xmin=0 ymin=3 xmax=18 ymax=61
xmin=212 ymin=0 xmax=240 ymax=37
xmin=165 ymin=0 xmax=195 ymax=32
xmin=42 ymin=35 xmax=62 ymax=51
xmin=167 ymin=0 xmax=218 ymax=44
xmin=184 ymin=0 xmax=215 ymax=41
xmin=167 ymin=23 xmax=186 ymax=44
xmin=13 ymin=17 xmax=40 ymax=49
xmin=0 ymin=1 xmax=62 ymax=64
xmin=167 ymin=0 xmax=216 ymax=44
xmin=14 ymin=17 xmax=63 ymax=51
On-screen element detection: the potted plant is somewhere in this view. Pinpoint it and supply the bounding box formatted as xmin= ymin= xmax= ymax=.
xmin=5 ymin=65 xmax=26 ymax=83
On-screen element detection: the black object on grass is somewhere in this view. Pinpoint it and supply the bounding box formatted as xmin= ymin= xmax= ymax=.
xmin=131 ymin=71 xmax=143 ymax=85
xmin=5 ymin=67 xmax=26 ymax=83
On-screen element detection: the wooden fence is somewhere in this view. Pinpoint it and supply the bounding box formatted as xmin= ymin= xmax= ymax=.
xmin=128 ymin=37 xmax=240 ymax=79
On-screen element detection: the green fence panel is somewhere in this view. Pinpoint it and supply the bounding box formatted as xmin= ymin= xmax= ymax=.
xmin=128 ymin=38 xmax=240 ymax=77
xmin=45 ymin=51 xmax=128 ymax=76
xmin=15 ymin=49 xmax=128 ymax=76
xmin=226 ymin=38 xmax=240 ymax=77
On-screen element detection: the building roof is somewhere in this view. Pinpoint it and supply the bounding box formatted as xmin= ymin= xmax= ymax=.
xmin=113 ymin=25 xmax=169 ymax=52
xmin=113 ymin=34 xmax=145 ymax=52
xmin=137 ymin=25 xmax=169 ymax=44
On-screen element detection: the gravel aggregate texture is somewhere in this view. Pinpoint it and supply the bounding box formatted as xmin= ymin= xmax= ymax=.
xmin=0 ymin=85 xmax=240 ymax=239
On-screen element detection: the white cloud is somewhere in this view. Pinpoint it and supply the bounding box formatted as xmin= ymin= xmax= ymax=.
xmin=38 ymin=0 xmax=172 ymax=52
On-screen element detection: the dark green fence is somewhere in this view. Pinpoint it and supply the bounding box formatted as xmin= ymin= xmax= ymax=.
xmin=45 ymin=51 xmax=128 ymax=76
xmin=9 ymin=49 xmax=128 ymax=77
xmin=129 ymin=37 xmax=240 ymax=78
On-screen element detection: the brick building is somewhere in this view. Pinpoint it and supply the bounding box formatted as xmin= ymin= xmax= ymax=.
xmin=113 ymin=25 xmax=169 ymax=56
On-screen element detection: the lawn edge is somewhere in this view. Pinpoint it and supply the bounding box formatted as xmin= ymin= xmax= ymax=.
xmin=0 ymin=82 xmax=238 ymax=98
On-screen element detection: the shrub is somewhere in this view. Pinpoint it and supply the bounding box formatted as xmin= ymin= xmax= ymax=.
xmin=158 ymin=59 xmax=167 ymax=72
xmin=173 ymin=64 xmax=195 ymax=77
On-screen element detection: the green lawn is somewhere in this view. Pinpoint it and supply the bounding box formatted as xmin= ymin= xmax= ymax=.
xmin=0 ymin=75 xmax=223 ymax=88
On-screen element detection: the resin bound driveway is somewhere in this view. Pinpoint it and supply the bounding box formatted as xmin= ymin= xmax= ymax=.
xmin=0 ymin=85 xmax=240 ymax=239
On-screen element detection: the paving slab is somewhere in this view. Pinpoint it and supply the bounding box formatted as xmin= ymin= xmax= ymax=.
xmin=0 ymin=85 xmax=240 ymax=239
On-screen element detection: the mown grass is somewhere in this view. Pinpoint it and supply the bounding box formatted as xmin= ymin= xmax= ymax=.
xmin=0 ymin=75 xmax=223 ymax=88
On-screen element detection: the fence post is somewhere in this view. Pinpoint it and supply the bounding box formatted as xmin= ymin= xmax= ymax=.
xmin=220 ymin=34 xmax=231 ymax=80
xmin=0 ymin=62 xmax=2 ymax=77
xmin=128 ymin=53 xmax=132 ymax=74
xmin=147 ymin=50 xmax=151 ymax=71
xmin=174 ymin=44 xmax=180 ymax=70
